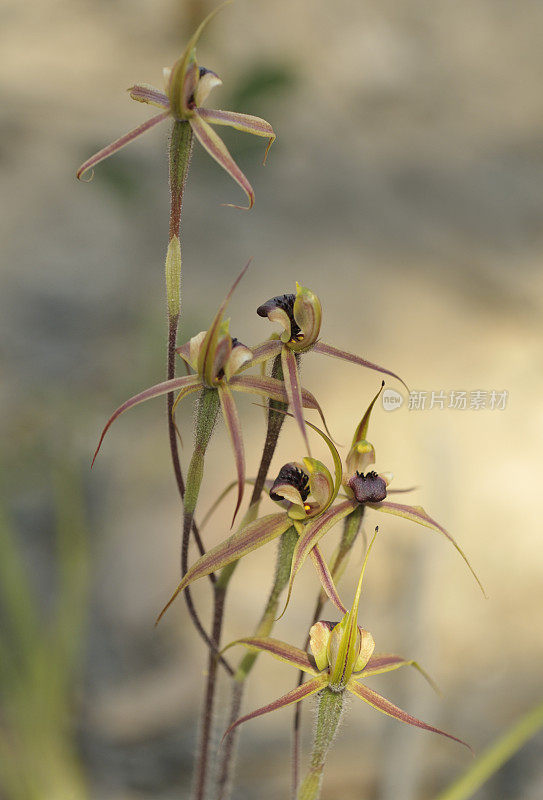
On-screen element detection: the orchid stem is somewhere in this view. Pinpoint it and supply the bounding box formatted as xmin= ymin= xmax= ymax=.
xmin=193 ymin=582 xmax=228 ymax=800
xmin=182 ymin=388 xmax=220 ymax=577
xmin=185 ymin=387 xmax=227 ymax=800
xmin=216 ymin=354 xmax=289 ymax=800
xmin=297 ymin=688 xmax=344 ymax=800
xmin=292 ymin=505 xmax=365 ymax=796
xmin=166 ymin=120 xmax=193 ymax=497
xmin=165 ymin=121 xmax=224 ymax=667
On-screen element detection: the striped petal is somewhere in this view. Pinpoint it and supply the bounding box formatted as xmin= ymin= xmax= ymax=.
xmin=311 ymin=341 xmax=408 ymax=392
xmin=92 ymin=374 xmax=202 ymax=466
xmin=190 ymin=112 xmax=255 ymax=209
xmin=281 ymin=346 xmax=310 ymax=453
xmin=370 ymin=501 xmax=486 ymax=596
xmin=222 ymin=677 xmax=327 ymax=741
xmin=128 ymin=83 xmax=170 ymax=109
xmin=156 ymin=513 xmax=292 ymax=623
xmin=281 ymin=500 xmax=358 ymax=616
xmin=239 ymin=338 xmax=283 ymax=370
xmin=309 ymin=546 xmax=347 ymax=615
xmin=222 ymin=637 xmax=320 ymax=676
xmin=228 ymin=375 xmax=331 ymax=436
xmin=218 ymin=384 xmax=245 ymax=525
xmin=197 ymin=108 xmax=275 ymax=163
xmin=347 ymin=681 xmax=471 ymax=751
xmin=357 ymin=654 xmax=438 ymax=692
xmin=76 ymin=111 xmax=170 ymax=181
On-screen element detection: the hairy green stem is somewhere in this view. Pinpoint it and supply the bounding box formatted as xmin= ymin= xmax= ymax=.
xmin=292 ymin=505 xmax=365 ymax=796
xmin=180 ymin=387 xmax=233 ymax=668
xmin=186 ymin=388 xmax=230 ymax=800
xmin=166 ymin=120 xmax=193 ymax=499
xmin=164 ymin=121 xmax=222 ymax=663
xmin=297 ymin=688 xmax=344 ymax=800
xmin=182 ymin=388 xmax=220 ymax=576
xmin=236 ymin=526 xmax=298 ymax=681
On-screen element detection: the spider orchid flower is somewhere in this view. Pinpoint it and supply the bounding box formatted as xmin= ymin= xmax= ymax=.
xmin=156 ymin=419 xmax=352 ymax=624
xmin=76 ymin=4 xmax=275 ymax=209
xmin=92 ymin=265 xmax=325 ymax=522
xmin=251 ymin=283 xmax=407 ymax=448
xmin=284 ymin=385 xmax=486 ymax=606
xmin=222 ymin=532 xmax=470 ymax=763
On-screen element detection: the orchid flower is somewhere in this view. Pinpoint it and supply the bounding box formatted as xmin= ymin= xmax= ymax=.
xmin=92 ymin=265 xmax=325 ymax=521
xmin=76 ymin=4 xmax=275 ymax=209
xmin=156 ymin=419 xmax=353 ymax=624
xmin=222 ymin=531 xmax=470 ymax=794
xmin=250 ymin=283 xmax=407 ymax=448
xmin=284 ymin=385 xmax=486 ymax=607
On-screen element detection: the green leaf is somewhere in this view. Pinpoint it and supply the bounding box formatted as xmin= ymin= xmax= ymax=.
xmin=434 ymin=699 xmax=543 ymax=800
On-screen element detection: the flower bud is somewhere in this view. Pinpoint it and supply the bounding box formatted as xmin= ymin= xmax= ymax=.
xmin=165 ymin=236 xmax=182 ymax=318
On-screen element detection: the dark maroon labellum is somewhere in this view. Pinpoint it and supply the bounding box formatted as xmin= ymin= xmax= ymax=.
xmin=348 ymin=471 xmax=387 ymax=504
xmin=270 ymin=464 xmax=310 ymax=502
xmin=256 ymin=293 xmax=302 ymax=339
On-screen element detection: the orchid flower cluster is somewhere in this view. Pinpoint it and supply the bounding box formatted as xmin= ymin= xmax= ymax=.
xmin=79 ymin=6 xmax=482 ymax=800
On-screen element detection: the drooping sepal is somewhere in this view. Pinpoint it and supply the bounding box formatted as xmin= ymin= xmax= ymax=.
xmin=222 ymin=636 xmax=320 ymax=676
xmin=346 ymin=681 xmax=472 ymax=752
xmin=156 ymin=512 xmax=292 ymax=623
xmin=370 ymin=500 xmax=486 ymax=596
xmin=222 ymin=676 xmax=327 ymax=742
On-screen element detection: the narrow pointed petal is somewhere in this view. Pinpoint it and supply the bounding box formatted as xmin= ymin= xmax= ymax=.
xmin=311 ymin=341 xmax=408 ymax=392
xmin=281 ymin=500 xmax=358 ymax=616
xmin=218 ymin=384 xmax=245 ymax=525
xmin=281 ymin=346 xmax=310 ymax=453
xmin=222 ymin=637 xmax=320 ymax=676
xmin=198 ymin=262 xmax=250 ymax=385
xmin=229 ymin=375 xmax=331 ymax=436
xmin=172 ymin=375 xmax=204 ymax=415
xmin=76 ymin=111 xmax=170 ymax=181
xmin=190 ymin=112 xmax=255 ymax=209
xmin=128 ymin=83 xmax=170 ymax=109
xmin=302 ymin=419 xmax=342 ymax=511
xmin=347 ymin=681 xmax=472 ymax=751
xmin=92 ymin=374 xmax=202 ymax=466
xmin=309 ymin=546 xmax=347 ymax=614
xmin=346 ymin=382 xmax=384 ymax=473
xmin=357 ymin=654 xmax=438 ymax=692
xmin=352 ymin=381 xmax=385 ymax=445
xmin=168 ymin=1 xmax=229 ymax=117
xmin=156 ymin=513 xmax=291 ymax=623
xmin=196 ymin=108 xmax=275 ymax=162
xmin=370 ymin=501 xmax=486 ymax=596
xmin=239 ymin=338 xmax=283 ymax=370
xmin=222 ymin=677 xmax=326 ymax=742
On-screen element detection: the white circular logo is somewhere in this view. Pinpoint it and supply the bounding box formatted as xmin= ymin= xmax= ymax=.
xmin=382 ymin=388 xmax=404 ymax=412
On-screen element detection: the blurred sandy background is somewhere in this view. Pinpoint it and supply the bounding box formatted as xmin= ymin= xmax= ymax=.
xmin=1 ymin=0 xmax=543 ymax=798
